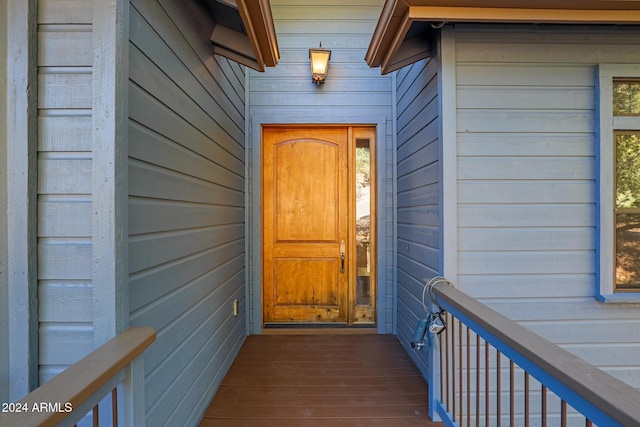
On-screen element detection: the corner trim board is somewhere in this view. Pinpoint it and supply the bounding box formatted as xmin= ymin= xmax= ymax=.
xmin=6 ymin=0 xmax=39 ymax=400
xmin=92 ymin=0 xmax=130 ymax=343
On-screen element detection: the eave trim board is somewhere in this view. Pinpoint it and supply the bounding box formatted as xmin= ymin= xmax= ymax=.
xmin=367 ymin=1 xmax=640 ymax=74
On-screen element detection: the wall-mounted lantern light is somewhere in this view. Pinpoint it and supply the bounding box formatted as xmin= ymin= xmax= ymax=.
xmin=309 ymin=43 xmax=331 ymax=85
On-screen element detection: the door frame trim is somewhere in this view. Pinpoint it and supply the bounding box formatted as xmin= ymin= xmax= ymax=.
xmin=247 ymin=114 xmax=393 ymax=335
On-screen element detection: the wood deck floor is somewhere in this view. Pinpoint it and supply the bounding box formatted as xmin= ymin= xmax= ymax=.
xmin=198 ymin=334 xmax=443 ymax=427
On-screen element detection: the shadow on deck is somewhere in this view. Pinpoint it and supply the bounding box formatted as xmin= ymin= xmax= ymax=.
xmin=199 ymin=334 xmax=443 ymax=426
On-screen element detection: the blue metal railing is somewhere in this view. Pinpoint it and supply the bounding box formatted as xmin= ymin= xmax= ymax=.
xmin=421 ymin=277 xmax=640 ymax=427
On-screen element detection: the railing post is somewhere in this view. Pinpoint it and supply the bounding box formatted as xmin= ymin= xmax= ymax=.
xmin=119 ymin=353 xmax=146 ymax=426
xmin=428 ymin=326 xmax=443 ymax=422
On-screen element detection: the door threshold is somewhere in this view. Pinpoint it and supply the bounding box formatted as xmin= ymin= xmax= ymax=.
xmin=262 ymin=323 xmax=377 ymax=335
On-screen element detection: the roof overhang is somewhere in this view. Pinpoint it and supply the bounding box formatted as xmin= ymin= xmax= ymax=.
xmin=206 ymin=0 xmax=279 ymax=71
xmin=366 ymin=0 xmax=640 ymax=74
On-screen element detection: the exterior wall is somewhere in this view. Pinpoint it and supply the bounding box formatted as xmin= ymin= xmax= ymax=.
xmin=452 ymin=24 xmax=640 ymax=389
xmin=395 ymin=57 xmax=441 ymax=376
xmin=248 ymin=0 xmax=396 ymax=333
xmin=37 ymin=0 xmax=94 ymax=384
xmin=0 ymin=0 xmax=8 ymax=405
xmin=127 ymin=0 xmax=247 ymax=425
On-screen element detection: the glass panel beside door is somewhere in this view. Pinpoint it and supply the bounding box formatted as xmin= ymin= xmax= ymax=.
xmin=352 ymin=127 xmax=376 ymax=324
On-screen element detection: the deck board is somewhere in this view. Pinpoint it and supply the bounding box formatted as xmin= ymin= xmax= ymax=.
xmin=198 ymin=334 xmax=443 ymax=426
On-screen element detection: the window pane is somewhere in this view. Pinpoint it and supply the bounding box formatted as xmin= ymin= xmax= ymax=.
xmin=614 ymin=80 xmax=640 ymax=116
xmin=615 ymin=133 xmax=640 ymax=209
xmin=616 ymin=213 xmax=640 ymax=289
xmin=355 ymin=140 xmax=371 ymax=307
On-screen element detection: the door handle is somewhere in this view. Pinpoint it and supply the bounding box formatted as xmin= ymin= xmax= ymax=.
xmin=340 ymin=240 xmax=345 ymax=273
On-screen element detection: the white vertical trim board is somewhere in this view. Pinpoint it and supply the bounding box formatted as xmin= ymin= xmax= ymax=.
xmin=597 ymin=64 xmax=616 ymax=299
xmin=245 ymin=72 xmax=252 ymax=336
xmin=596 ymin=63 xmax=640 ymax=302
xmin=6 ymin=0 xmax=39 ymax=400
xmin=439 ymin=25 xmax=458 ymax=282
xmin=378 ymin=120 xmax=392 ymax=334
xmin=92 ymin=0 xmax=130 ymax=345
xmin=248 ymin=113 xmax=270 ymax=335
xmin=92 ymin=1 xmax=130 ymax=423
xmin=391 ymin=71 xmax=399 ymax=336
xmin=249 ymin=115 xmax=261 ymax=335
xmin=420 ymin=25 xmax=458 ymax=421
xmin=0 ymin=0 xmax=10 ymax=405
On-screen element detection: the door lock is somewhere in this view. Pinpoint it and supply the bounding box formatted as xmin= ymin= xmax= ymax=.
xmin=340 ymin=240 xmax=345 ymax=273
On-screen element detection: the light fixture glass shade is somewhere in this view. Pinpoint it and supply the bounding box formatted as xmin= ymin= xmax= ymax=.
xmin=309 ymin=47 xmax=331 ymax=84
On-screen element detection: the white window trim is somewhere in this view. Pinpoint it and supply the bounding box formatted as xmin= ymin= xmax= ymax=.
xmin=596 ymin=64 xmax=640 ymax=302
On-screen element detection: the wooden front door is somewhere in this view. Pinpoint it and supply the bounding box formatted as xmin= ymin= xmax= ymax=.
xmin=263 ymin=126 xmax=349 ymax=323
xmin=262 ymin=125 xmax=377 ymax=326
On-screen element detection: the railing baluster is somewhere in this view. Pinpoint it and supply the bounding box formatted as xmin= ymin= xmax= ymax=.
xmin=561 ymin=400 xmax=567 ymax=427
xmin=452 ymin=316 xmax=457 ymax=421
xmin=467 ymin=326 xmax=471 ymax=427
xmin=476 ymin=333 xmax=480 ymax=427
xmin=112 ymin=388 xmax=118 ymax=427
xmin=525 ymin=372 xmax=530 ymax=427
xmin=485 ymin=341 xmax=490 ymax=427
xmin=496 ymin=350 xmax=501 ymax=427
xmin=459 ymin=320 xmax=464 ymax=424
xmin=449 ymin=312 xmax=453 ymax=413
xmin=91 ymin=388 xmax=120 ymax=426
xmin=441 ymin=315 xmax=446 ymax=412
xmin=451 ymin=312 xmax=455 ymax=413
xmin=443 ymin=315 xmax=447 ymax=412
xmin=510 ymin=361 xmax=515 ymax=427
xmin=542 ymin=385 xmax=547 ymax=427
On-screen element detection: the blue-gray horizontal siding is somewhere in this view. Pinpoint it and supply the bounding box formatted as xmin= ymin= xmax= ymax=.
xmin=128 ymin=0 xmax=246 ymax=425
xmin=36 ymin=0 xmax=94 ymax=385
xmin=454 ymin=24 xmax=640 ymax=390
xmin=395 ymin=58 xmax=440 ymax=377
xmin=249 ymin=0 xmax=391 ymax=127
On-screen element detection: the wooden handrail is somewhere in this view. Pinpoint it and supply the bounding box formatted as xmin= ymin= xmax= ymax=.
xmin=432 ymin=282 xmax=640 ymax=426
xmin=0 ymin=326 xmax=155 ymax=427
